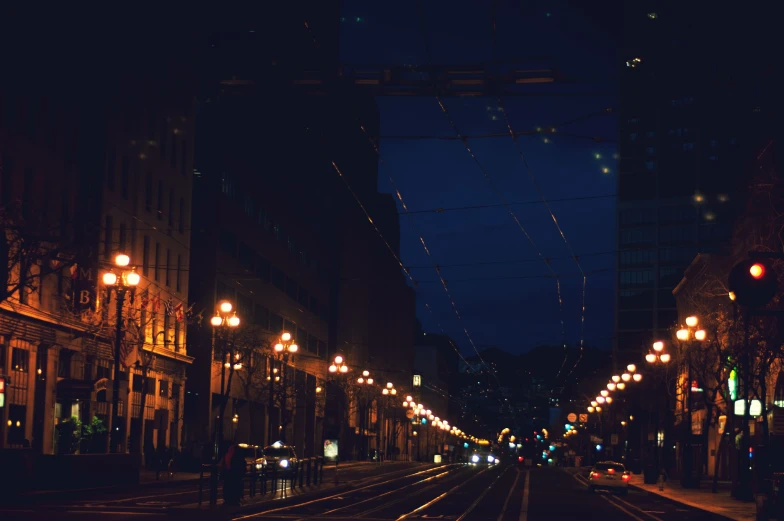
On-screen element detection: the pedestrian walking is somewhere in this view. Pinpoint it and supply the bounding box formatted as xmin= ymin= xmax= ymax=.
xmin=222 ymin=444 xmax=245 ymax=507
xmin=657 ymin=468 xmax=668 ymax=491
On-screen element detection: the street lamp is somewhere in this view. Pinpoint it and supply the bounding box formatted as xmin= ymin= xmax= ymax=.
xmin=329 ymin=355 xmax=349 ymax=374
xmin=272 ymin=331 xmax=298 ymax=443
xmin=357 ymin=370 xmax=375 ymax=460
xmin=612 ymin=375 xmax=621 ymax=383
xmin=210 ymin=300 xmax=240 ymax=456
xmin=101 ymin=253 xmax=141 ymax=453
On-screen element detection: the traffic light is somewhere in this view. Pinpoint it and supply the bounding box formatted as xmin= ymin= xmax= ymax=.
xmin=728 ymin=259 xmax=778 ymax=308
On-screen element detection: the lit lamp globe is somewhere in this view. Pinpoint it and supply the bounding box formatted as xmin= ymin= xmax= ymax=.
xmin=621 ymin=373 xmax=631 ymax=382
xmin=646 ymin=353 xmax=657 ymax=363
xmin=329 ymin=364 xmax=338 ymax=373
xmin=587 ymin=406 xmax=595 ymax=413
xmin=382 ymin=389 xmax=389 ymax=395
xmin=611 ymin=375 xmax=621 ymax=383
xmin=102 ymin=272 xmax=118 ymax=285
xmin=289 ymin=344 xmax=298 ymax=353
xmin=685 ymin=316 xmax=698 ymax=327
xmin=367 ymin=378 xmax=374 ymax=384
xmin=590 ymin=401 xmax=597 ymax=407
xmin=406 ymin=395 xmax=413 ymax=402
xmin=695 ymin=330 xmax=707 ymax=341
xmin=596 ymin=396 xmax=605 ymax=404
xmin=219 ymin=301 xmax=233 ymax=313
xmin=605 ymin=397 xmax=613 ymax=404
xmin=595 ymin=406 xmax=602 ymax=412
xmin=334 ymin=356 xmax=343 ymax=365
xmin=363 ymin=370 xmax=370 ymax=377
xmin=115 ymin=254 xmax=131 ymax=267
xmin=228 ymin=315 xmax=240 ymax=327
xmin=633 ymin=373 xmax=642 ymax=382
xmin=210 ymin=315 xmax=223 ymax=326
xmin=607 ymin=382 xmax=616 ymax=391
xmin=126 ymin=271 xmax=141 ymax=285
xmin=340 ymin=365 xmax=348 ymax=373
xmin=281 ymin=332 xmax=292 ymax=342
xmin=660 ymin=353 xmax=671 ymax=363
xmin=617 ymin=382 xmax=626 ymax=390
xmin=600 ymin=390 xmax=609 ymax=397
xmin=676 ymin=329 xmax=689 ymax=341
xmin=627 ymin=364 xmax=636 ymax=373
xmin=274 ymin=343 xmax=284 ymax=352
xmin=391 ymin=388 xmax=397 ymax=395
xmin=653 ymin=341 xmax=664 ymax=352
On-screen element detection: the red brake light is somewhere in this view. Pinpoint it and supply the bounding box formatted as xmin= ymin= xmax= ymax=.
xmin=608 ymin=468 xmax=615 ymax=473
xmin=591 ymin=472 xmax=600 ymax=478
xmin=518 ymin=456 xmax=523 ymax=462
xmin=622 ymin=474 xmax=630 ymax=481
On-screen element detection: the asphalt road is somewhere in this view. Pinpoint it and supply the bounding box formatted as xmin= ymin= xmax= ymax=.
xmin=0 ymin=464 xmax=738 ymax=521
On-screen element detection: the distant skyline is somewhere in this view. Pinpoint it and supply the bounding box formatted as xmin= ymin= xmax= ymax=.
xmin=340 ymin=1 xmax=619 ymax=356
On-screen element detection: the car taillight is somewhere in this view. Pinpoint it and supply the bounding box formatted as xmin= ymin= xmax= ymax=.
xmin=622 ymin=474 xmax=630 ymax=481
xmin=608 ymin=468 xmax=615 ymax=474
xmin=591 ymin=472 xmax=600 ymax=478
xmin=518 ymin=456 xmax=523 ymax=462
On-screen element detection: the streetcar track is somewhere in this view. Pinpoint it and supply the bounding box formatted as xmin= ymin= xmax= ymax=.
xmin=321 ymin=467 xmax=461 ymax=516
xmin=235 ymin=464 xmax=457 ymax=520
xmin=454 ymin=465 xmax=513 ymax=521
xmin=395 ymin=464 xmax=499 ymax=521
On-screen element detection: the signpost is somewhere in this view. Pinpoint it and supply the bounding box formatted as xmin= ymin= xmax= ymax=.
xmin=579 ymin=414 xmax=588 ymax=423
xmin=567 ymin=413 xmax=577 ymax=423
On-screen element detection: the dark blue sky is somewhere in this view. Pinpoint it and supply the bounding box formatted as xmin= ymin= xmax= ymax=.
xmin=340 ymin=1 xmax=619 ymax=356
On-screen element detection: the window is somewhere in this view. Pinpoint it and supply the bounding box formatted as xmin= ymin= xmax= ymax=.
xmin=309 ymin=295 xmax=319 ymax=314
xmin=620 ymin=228 xmax=654 ymax=245
xmin=160 ymin=119 xmax=168 ymax=158
xmin=317 ymin=340 xmax=326 ymax=357
xmin=619 ymin=310 xmax=653 ymax=330
xmin=620 ymin=209 xmax=655 ymax=226
xmin=254 ymin=305 xmax=269 ymax=328
xmin=121 ymin=156 xmax=129 ymax=200
xmin=107 ymin=148 xmax=116 ymax=190
xmin=119 ymin=224 xmax=127 ymax=253
xmin=219 ymin=230 xmax=237 ymax=257
xmin=269 ymin=314 xmax=283 ymax=333
xmin=179 ymin=197 xmax=185 ymax=233
xmin=297 ymin=327 xmax=307 ymax=346
xmin=237 ymin=293 xmax=253 ymax=315
xmin=271 ymin=267 xmax=285 ymax=290
xmin=172 ymin=383 xmax=180 ymax=400
xmin=619 ymin=270 xmax=654 ymax=288
xmin=618 ymin=289 xmax=653 ymax=310
xmin=216 ymin=280 xmax=235 ymax=302
xmin=165 ymin=249 xmax=171 ymax=286
xmin=159 ymin=380 xmax=169 ymax=397
xmin=659 ymin=226 xmax=694 ymax=244
xmin=104 ymin=216 xmax=113 ymax=257
xmin=659 ymin=267 xmax=682 ymax=285
xmin=285 ymin=277 xmax=298 ymax=300
xmin=307 ymin=335 xmax=317 ymax=353
xmin=168 ymin=190 xmax=174 ymax=226
xmin=238 ymin=242 xmax=254 ymax=270
xmin=181 ymin=142 xmax=188 ymax=176
xmin=157 ymin=180 xmax=164 ymax=220
xmin=171 ymin=136 xmax=177 ymax=169
xmin=659 ymin=247 xmax=697 ymax=265
xmin=298 ymin=287 xmax=309 ymax=308
xmin=176 ymin=254 xmax=182 ymax=292
xmin=155 ymin=242 xmax=160 ymax=281
xmin=255 ymin=255 xmax=270 ymax=282
xmin=619 ymin=249 xmax=654 ymax=267
xmin=145 ymin=172 xmax=153 ymax=212
xmin=12 ymin=347 xmax=29 ymax=373
xmin=143 ymin=236 xmax=150 ymax=276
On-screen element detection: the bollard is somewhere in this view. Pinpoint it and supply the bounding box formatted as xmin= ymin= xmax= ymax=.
xmin=306 ymin=457 xmax=312 ymax=486
xmin=271 ymin=463 xmax=278 ymax=496
xmin=209 ymin=463 xmax=219 ymax=507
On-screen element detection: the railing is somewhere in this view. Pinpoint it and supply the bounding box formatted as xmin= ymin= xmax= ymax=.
xmin=198 ymin=456 xmax=326 ymax=508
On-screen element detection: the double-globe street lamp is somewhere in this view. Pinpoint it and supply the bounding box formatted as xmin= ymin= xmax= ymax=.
xmin=381 ymin=382 xmax=398 ymax=461
xmin=272 ymin=332 xmax=298 ymax=443
xmin=210 ymin=301 xmax=240 ymax=457
xmin=101 ymin=253 xmax=141 ymax=453
xmin=357 ymin=371 xmax=375 ymax=460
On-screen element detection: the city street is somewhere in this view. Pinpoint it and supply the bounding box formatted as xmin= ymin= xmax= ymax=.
xmin=0 ymin=464 xmax=738 ymax=521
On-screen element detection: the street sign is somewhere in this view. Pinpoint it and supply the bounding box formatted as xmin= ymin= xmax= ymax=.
xmin=611 ymin=434 xmax=618 ymax=445
xmin=413 ymin=375 xmax=421 ymax=387
xmin=579 ymin=414 xmax=588 ymax=423
xmin=324 ymin=439 xmax=339 ymax=462
xmin=567 ymin=413 xmax=577 ymax=423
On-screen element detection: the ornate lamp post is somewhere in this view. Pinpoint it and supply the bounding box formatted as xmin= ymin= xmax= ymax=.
xmin=273 ymin=332 xmax=298 ymax=442
xmin=101 ymin=253 xmax=141 ymax=453
xmin=357 ymin=371 xmax=375 ymax=460
xmin=381 ymin=382 xmax=397 ymax=461
xmin=674 ymin=315 xmax=706 ymax=488
xmin=210 ymin=300 xmax=240 ymax=457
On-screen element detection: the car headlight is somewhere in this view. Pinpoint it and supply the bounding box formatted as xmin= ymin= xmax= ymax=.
xmin=487 ymin=456 xmax=494 ymax=463
xmin=471 ymin=455 xmax=479 ymax=463
xmin=279 ymin=459 xmax=289 ymax=468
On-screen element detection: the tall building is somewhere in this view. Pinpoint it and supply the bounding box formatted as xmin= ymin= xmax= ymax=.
xmin=615 ymin=4 xmax=778 ymax=362
xmin=183 ymin=3 xmax=416 ymax=462
xmin=0 ymin=13 xmax=197 ymax=456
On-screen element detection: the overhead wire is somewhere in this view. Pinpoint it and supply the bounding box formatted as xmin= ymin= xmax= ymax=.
xmin=402 ymin=193 xmax=615 ymax=215
xmin=415 ymin=0 xmax=569 ymax=362
xmin=489 ymin=3 xmax=585 ymax=382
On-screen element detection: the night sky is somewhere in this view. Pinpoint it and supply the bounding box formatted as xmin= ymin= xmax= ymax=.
xmin=340 ymin=1 xmax=620 ymax=356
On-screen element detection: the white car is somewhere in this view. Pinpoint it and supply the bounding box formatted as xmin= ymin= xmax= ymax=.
xmin=469 ymin=452 xmax=500 ymax=465
xmin=588 ymin=462 xmax=630 ymax=494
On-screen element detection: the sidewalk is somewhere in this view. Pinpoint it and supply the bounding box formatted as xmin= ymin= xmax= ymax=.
xmin=628 ymin=473 xmax=756 ymax=521
xmin=139 ymin=468 xmax=201 ymax=485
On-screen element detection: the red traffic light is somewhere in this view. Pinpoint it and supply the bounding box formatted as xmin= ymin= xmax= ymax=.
xmin=729 ymin=259 xmax=778 ymax=308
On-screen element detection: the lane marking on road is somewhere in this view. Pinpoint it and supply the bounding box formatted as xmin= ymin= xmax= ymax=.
xmin=234 ymin=464 xmax=458 ymax=520
xmin=519 ymin=470 xmax=530 ymax=521
xmin=496 ymin=469 xmax=520 ymax=521
xmin=454 ymin=465 xmax=513 ymax=521
xmin=395 ymin=466 xmax=495 ymax=521
xmin=642 ymin=511 xmax=666 ymax=514
xmin=606 ymin=495 xmax=665 ymax=521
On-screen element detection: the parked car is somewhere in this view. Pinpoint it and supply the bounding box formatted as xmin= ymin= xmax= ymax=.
xmin=588 ymin=461 xmax=630 ymax=494
xmin=263 ymin=443 xmax=299 ymax=477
